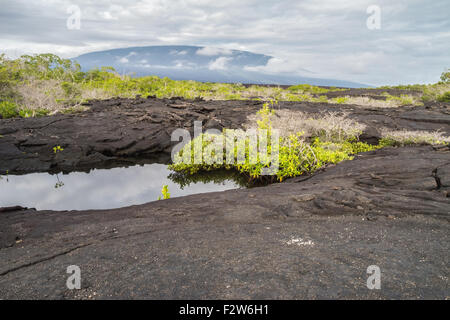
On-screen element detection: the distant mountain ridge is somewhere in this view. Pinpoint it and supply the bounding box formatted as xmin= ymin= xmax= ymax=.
xmin=72 ymin=45 xmax=368 ymax=88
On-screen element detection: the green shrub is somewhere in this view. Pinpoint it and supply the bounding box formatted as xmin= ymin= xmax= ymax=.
xmin=0 ymin=100 xmax=50 ymax=119
xmin=440 ymin=69 xmax=450 ymax=84
xmin=170 ymin=104 xmax=378 ymax=183
xmin=288 ymin=84 xmax=329 ymax=94
xmin=331 ymin=96 xmax=348 ymax=104
xmin=421 ymin=84 xmax=450 ymax=103
xmin=386 ymin=94 xmax=415 ymax=106
xmin=18 ymin=108 xmax=50 ymax=118
xmin=437 ymin=91 xmax=450 ymax=102
xmin=317 ymin=95 xmax=329 ymax=103
xmin=0 ymin=100 xmax=19 ymax=118
xmin=169 ymin=132 xmax=379 ymax=182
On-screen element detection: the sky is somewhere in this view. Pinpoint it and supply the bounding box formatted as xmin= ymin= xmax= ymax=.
xmin=0 ymin=0 xmax=449 ymax=86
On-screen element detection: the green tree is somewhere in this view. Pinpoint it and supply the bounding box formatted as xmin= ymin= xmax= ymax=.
xmin=440 ymin=68 xmax=450 ymax=83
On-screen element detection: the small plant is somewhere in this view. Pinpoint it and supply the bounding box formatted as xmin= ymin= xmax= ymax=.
xmin=158 ymin=185 xmax=171 ymax=200
xmin=53 ymin=145 xmax=64 ymax=153
xmin=256 ymin=102 xmax=275 ymax=131
xmin=0 ymin=100 xmax=19 ymax=119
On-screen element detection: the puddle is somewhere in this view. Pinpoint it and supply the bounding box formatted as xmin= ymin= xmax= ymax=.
xmin=0 ymin=164 xmax=243 ymax=211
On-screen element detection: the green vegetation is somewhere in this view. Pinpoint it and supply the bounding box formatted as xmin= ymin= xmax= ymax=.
xmin=158 ymin=185 xmax=171 ymax=200
xmin=385 ymin=94 xmax=415 ymax=106
xmin=170 ymin=99 xmax=450 ymax=183
xmin=0 ymin=100 xmax=49 ymax=119
xmin=169 ymin=103 xmax=381 ymax=183
xmin=437 ymin=91 xmax=450 ymax=102
xmin=0 ymin=101 xmax=19 ymax=119
xmin=440 ymin=68 xmax=450 ymax=83
xmin=377 ymin=70 xmax=450 ymax=104
xmin=331 ymin=96 xmax=349 ymax=104
xmin=288 ymin=84 xmax=339 ymax=94
xmin=53 ymin=145 xmax=64 ymax=153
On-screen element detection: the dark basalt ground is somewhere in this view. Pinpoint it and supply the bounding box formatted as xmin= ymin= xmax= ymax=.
xmin=0 ymin=95 xmax=449 ymax=299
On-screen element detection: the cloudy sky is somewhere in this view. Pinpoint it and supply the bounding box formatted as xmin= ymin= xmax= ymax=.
xmin=1 ymin=0 xmax=449 ymax=86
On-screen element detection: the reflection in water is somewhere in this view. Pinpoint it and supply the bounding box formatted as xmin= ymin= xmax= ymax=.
xmin=168 ymin=169 xmax=248 ymax=189
xmin=0 ymin=164 xmax=242 ymax=211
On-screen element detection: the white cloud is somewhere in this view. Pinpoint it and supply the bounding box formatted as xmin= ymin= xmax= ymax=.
xmin=197 ymin=47 xmax=232 ymax=56
xmin=245 ymin=58 xmax=299 ymax=74
xmin=118 ymin=51 xmax=138 ymax=64
xmin=100 ymin=11 xmax=117 ymax=20
xmin=208 ymin=56 xmax=233 ymax=70
xmin=170 ymin=50 xmax=188 ymax=55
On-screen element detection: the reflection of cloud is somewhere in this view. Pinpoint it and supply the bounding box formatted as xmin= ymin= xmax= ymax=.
xmin=0 ymin=164 xmax=239 ymax=211
xmin=208 ymin=57 xmax=232 ymax=70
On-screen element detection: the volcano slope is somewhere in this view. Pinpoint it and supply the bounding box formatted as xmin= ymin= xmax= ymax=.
xmin=0 ymin=95 xmax=449 ymax=299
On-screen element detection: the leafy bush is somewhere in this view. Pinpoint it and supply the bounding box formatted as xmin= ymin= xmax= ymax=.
xmin=331 ymin=96 xmax=349 ymax=104
xmin=386 ymin=94 xmax=415 ymax=106
xmin=0 ymin=100 xmax=18 ymax=118
xmin=288 ymin=84 xmax=329 ymax=94
xmin=170 ymin=103 xmax=380 ymax=182
xmin=169 ymin=131 xmax=379 ymax=182
xmin=169 ymin=103 xmax=449 ymax=183
xmin=0 ymin=100 xmax=50 ymax=119
xmin=18 ymin=108 xmax=49 ymax=118
xmin=421 ymin=83 xmax=450 ymax=103
xmin=437 ymin=91 xmax=450 ymax=102
xmin=440 ymin=69 xmax=450 ymax=84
